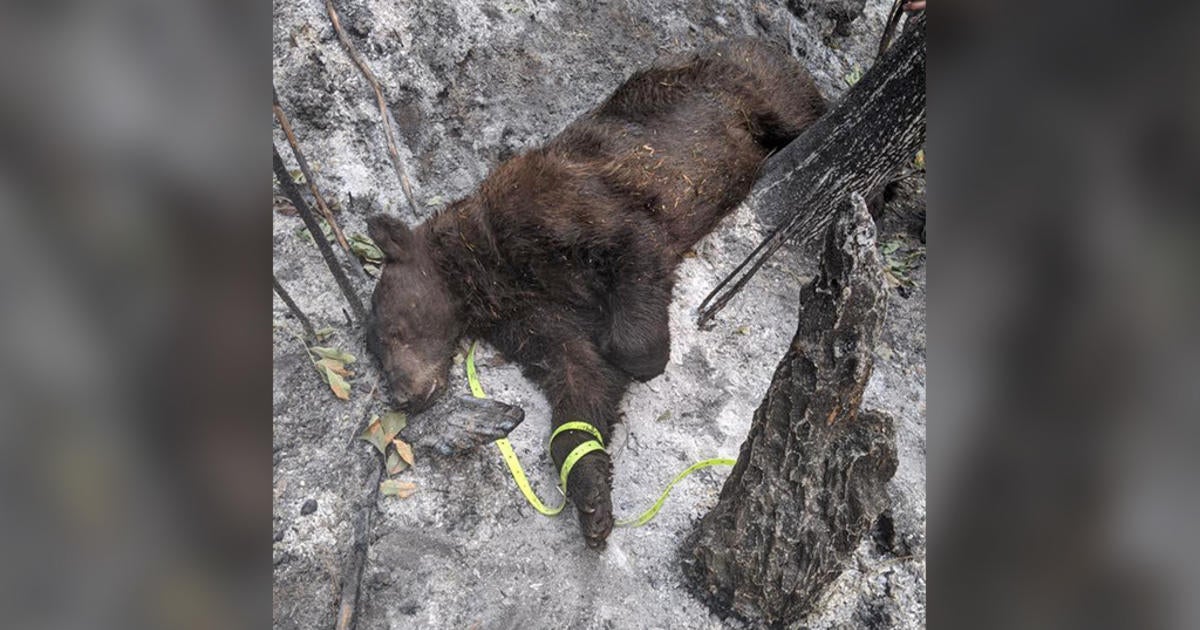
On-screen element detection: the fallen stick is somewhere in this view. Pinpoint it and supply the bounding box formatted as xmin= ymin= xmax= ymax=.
xmin=324 ymin=0 xmax=421 ymax=219
xmin=273 ymin=144 xmax=368 ymax=324
xmin=335 ymin=463 xmax=379 ymax=630
xmin=272 ymin=86 xmax=369 ymax=282
xmin=876 ymin=0 xmax=906 ymax=60
xmin=272 ymin=273 xmax=317 ymax=340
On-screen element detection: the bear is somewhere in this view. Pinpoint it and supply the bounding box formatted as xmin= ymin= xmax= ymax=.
xmin=366 ymin=38 xmax=826 ymax=548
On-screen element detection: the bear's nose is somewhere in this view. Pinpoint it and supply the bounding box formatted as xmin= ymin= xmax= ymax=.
xmin=405 ymin=377 xmax=447 ymax=414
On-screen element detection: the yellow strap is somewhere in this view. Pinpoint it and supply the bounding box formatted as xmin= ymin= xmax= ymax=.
xmin=465 ymin=342 xmax=486 ymax=398
xmin=550 ymin=421 xmax=605 ymax=447
xmin=470 ymin=342 xmax=570 ymax=516
xmin=558 ymin=440 xmax=606 ymax=489
xmin=466 ymin=340 xmax=735 ymax=527
xmin=614 ymin=457 xmax=737 ymax=527
xmin=492 ymin=437 xmax=565 ymax=516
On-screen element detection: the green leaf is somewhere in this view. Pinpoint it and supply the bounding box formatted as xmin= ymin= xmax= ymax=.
xmin=378 ymin=411 xmax=407 ymax=441
xmin=349 ymin=234 xmax=384 ymax=263
xmin=310 ymin=346 xmax=356 ymax=364
xmin=296 ymin=217 xmax=334 ymax=243
xmin=295 ymin=225 xmax=314 ymax=244
xmin=844 ymin=66 xmax=863 ymax=86
xmin=315 ymin=327 xmax=335 ymax=341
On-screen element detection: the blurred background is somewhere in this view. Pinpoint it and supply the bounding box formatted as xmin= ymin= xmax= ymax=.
xmin=0 ymin=0 xmax=1196 ymax=628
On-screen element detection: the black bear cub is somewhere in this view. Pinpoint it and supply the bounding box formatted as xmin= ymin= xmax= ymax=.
xmin=367 ymin=39 xmax=825 ymax=548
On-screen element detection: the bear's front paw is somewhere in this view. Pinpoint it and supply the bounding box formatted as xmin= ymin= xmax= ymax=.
xmin=567 ymin=453 xmax=614 ymax=549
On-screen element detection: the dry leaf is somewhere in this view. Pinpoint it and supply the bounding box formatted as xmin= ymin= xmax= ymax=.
xmin=386 ymin=450 xmax=408 ymax=475
xmin=380 ymin=414 xmax=406 ymax=442
xmin=359 ymin=418 xmax=388 ymax=454
xmin=311 ymin=346 xmax=356 ymax=364
xmin=317 ymin=357 xmax=350 ymax=377
xmin=380 ymin=479 xmax=417 ymax=498
xmin=392 ymin=438 xmax=414 ymax=467
xmin=378 ymin=411 xmax=407 ymax=441
xmin=315 ymin=362 xmax=351 ymax=400
xmin=273 ymin=195 xmax=298 ymax=216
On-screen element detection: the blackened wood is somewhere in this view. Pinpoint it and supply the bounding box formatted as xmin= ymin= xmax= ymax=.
xmin=696 ymin=12 xmax=924 ymax=328
xmin=272 ymin=274 xmax=317 ymax=340
xmin=273 ymin=85 xmax=370 ymax=282
xmin=273 ymin=145 xmax=368 ymax=324
xmin=681 ymin=194 xmax=898 ymax=625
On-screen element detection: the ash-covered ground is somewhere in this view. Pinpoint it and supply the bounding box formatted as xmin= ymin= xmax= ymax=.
xmin=272 ymin=1 xmax=925 ymax=627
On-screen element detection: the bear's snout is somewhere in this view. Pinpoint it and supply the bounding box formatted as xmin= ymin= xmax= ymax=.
xmin=390 ymin=370 xmax=448 ymax=414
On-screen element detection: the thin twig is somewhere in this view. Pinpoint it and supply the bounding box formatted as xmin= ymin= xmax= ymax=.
xmin=324 ymin=0 xmax=421 ymax=219
xmin=274 ymin=144 xmax=368 ymax=324
xmin=696 ymin=220 xmax=795 ymax=329
xmin=335 ymin=463 xmax=379 ymax=630
xmin=273 ymin=86 xmax=369 ymax=282
xmin=273 ymin=274 xmax=317 ymax=340
xmin=876 ymin=0 xmax=905 ymax=60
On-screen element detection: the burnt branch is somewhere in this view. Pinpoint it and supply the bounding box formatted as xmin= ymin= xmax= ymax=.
xmin=273 ymin=85 xmax=369 ymax=282
xmin=324 ymin=0 xmax=420 ymax=219
xmin=335 ymin=463 xmax=379 ymax=630
xmin=272 ymin=273 xmax=317 ymax=340
xmin=696 ymin=12 xmax=925 ymax=327
xmin=877 ymin=0 xmax=906 ymax=60
xmin=273 ymin=144 xmax=368 ymax=324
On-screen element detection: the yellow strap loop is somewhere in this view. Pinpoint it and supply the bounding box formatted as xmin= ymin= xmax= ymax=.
xmin=466 ymin=341 xmax=735 ymax=527
xmin=558 ymin=440 xmax=606 ymax=489
xmin=550 ymin=421 xmax=605 ymax=447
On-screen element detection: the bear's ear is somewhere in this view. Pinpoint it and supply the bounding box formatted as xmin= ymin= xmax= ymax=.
xmin=366 ymin=214 xmax=413 ymax=262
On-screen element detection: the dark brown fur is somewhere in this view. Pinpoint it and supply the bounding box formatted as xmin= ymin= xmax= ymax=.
xmin=367 ymin=39 xmax=825 ymax=547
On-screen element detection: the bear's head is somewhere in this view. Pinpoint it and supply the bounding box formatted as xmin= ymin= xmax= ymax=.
xmin=365 ymin=215 xmax=463 ymax=413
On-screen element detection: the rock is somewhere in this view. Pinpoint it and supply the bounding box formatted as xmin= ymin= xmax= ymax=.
xmin=300 ymin=499 xmax=317 ymax=516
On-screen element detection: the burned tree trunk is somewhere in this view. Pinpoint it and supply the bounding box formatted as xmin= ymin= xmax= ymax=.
xmin=680 ymin=195 xmax=898 ymax=625
xmin=696 ymin=12 xmax=924 ymax=327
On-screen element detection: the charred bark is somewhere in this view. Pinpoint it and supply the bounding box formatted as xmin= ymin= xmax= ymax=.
xmin=696 ymin=12 xmax=924 ymax=327
xmin=681 ymin=194 xmax=898 ymax=626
